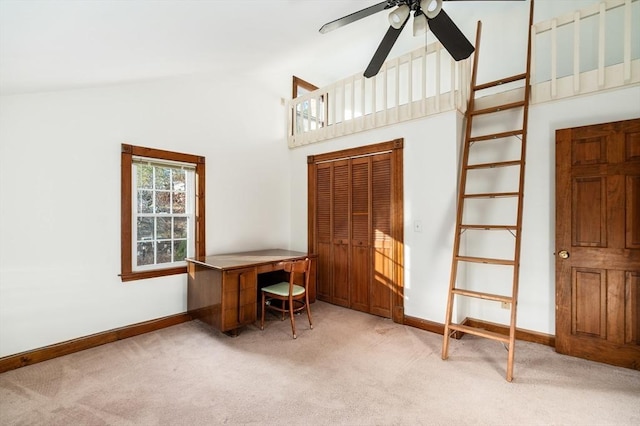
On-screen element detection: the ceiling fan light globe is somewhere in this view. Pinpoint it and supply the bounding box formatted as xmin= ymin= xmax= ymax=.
xmin=413 ymin=13 xmax=428 ymax=37
xmin=421 ymin=0 xmax=443 ymax=19
xmin=388 ymin=4 xmax=410 ymax=29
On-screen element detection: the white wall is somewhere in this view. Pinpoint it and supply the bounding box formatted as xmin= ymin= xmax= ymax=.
xmin=2 ymin=0 xmax=638 ymax=358
xmin=288 ymin=85 xmax=640 ymax=337
xmin=516 ymin=86 xmax=640 ymax=333
xmin=289 ymin=112 xmax=461 ymax=324
xmin=0 ymin=73 xmax=291 ymax=357
xmin=3 ymin=80 xmax=630 ymax=359
xmin=451 ymin=86 xmax=640 ymax=334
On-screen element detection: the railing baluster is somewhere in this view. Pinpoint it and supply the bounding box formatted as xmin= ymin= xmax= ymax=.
xmin=531 ymin=23 xmax=537 ymax=103
xmin=329 ymin=84 xmax=336 ymax=139
xmin=291 ymin=101 xmax=295 ymax=142
xmin=372 ymin=73 xmax=377 ymax=129
xmin=624 ymin=0 xmax=631 ymax=82
xmin=394 ymin=59 xmax=398 ymax=120
xmin=339 ymin=80 xmax=345 ymax=134
xmin=323 ymin=90 xmax=328 ymax=132
xmin=360 ymin=76 xmax=365 ymax=129
xmin=315 ymin=96 xmax=321 ymax=133
xmin=455 ymin=59 xmax=460 ymax=108
xmin=351 ymin=76 xmax=356 ymax=133
xmin=449 ymin=54 xmax=455 ymax=110
xmin=383 ymin=62 xmax=388 ymax=125
xmin=408 ymin=54 xmax=414 ymax=119
xmin=422 ymin=48 xmax=427 ymax=114
xmin=573 ymin=11 xmax=580 ymax=94
xmin=435 ymin=43 xmax=441 ymax=112
xmin=598 ymin=2 xmax=605 ymax=87
xmin=551 ymin=18 xmax=557 ymax=98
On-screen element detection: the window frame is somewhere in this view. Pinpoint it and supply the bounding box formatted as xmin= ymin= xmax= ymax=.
xmin=121 ymin=143 xmax=205 ymax=282
xmin=292 ymin=75 xmax=318 ymax=99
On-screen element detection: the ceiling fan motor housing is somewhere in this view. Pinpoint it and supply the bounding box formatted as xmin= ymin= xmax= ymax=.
xmin=391 ymin=0 xmax=443 ymax=16
xmin=422 ymin=0 xmax=443 ymax=19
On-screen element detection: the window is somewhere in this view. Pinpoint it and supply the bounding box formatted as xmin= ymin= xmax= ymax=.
xmin=133 ymin=160 xmax=193 ymax=269
xmin=292 ymin=76 xmax=325 ymax=133
xmin=121 ymin=144 xmax=205 ymax=281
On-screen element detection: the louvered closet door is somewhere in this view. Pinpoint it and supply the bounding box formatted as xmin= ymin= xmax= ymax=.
xmin=313 ymin=152 xmax=393 ymax=318
xmin=316 ymin=162 xmax=332 ymax=301
xmin=315 ymin=160 xmax=350 ymax=307
xmin=350 ymin=157 xmax=371 ymax=313
xmin=371 ymin=153 xmax=392 ymax=317
xmin=332 ymin=160 xmax=350 ymax=307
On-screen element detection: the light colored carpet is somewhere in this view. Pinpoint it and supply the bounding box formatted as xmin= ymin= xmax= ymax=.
xmin=1 ymin=301 xmax=639 ymax=425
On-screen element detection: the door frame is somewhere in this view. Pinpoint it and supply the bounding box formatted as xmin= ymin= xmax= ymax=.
xmin=307 ymin=139 xmax=405 ymax=323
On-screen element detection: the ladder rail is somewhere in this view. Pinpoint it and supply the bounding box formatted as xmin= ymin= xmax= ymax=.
xmin=442 ymin=0 xmax=535 ymax=383
xmin=441 ymin=19 xmax=484 ymax=362
xmin=506 ymin=0 xmax=535 ymax=382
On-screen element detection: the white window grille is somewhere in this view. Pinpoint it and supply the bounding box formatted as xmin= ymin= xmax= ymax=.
xmin=131 ymin=157 xmax=196 ymax=271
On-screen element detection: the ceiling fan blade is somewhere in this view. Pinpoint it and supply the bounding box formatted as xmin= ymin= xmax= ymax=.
xmin=428 ymin=9 xmax=474 ymax=61
xmin=319 ymin=1 xmax=394 ymax=34
xmin=364 ymin=16 xmax=409 ymax=78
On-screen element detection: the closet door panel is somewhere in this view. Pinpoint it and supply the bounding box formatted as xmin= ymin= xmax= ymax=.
xmin=332 ymin=160 xmax=350 ymax=307
xmin=351 ymin=157 xmax=371 ymax=312
xmin=371 ymin=154 xmax=393 ymax=317
xmin=316 ymin=164 xmax=332 ymax=301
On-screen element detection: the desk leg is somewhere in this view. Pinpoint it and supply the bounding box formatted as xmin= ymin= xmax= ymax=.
xmin=223 ymin=328 xmax=240 ymax=337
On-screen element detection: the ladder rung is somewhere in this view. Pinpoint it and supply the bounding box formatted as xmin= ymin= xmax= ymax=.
xmin=460 ymin=224 xmax=517 ymax=231
xmin=466 ymin=160 xmax=522 ymax=170
xmin=474 ymin=73 xmax=527 ymax=91
xmin=471 ymin=101 xmax=525 ymax=116
xmin=455 ymin=256 xmax=515 ymax=266
xmin=463 ymin=192 xmax=520 ymax=199
xmin=469 ymin=130 xmax=523 ymax=143
xmin=447 ymin=323 xmax=511 ymax=344
xmin=452 ymin=288 xmax=512 ymax=303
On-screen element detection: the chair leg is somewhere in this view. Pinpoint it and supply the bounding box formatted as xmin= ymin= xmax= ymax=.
xmin=260 ymin=292 xmax=265 ymax=330
xmin=306 ymin=298 xmax=313 ymax=330
xmin=289 ymin=297 xmax=297 ymax=339
xmin=281 ymin=300 xmax=286 ymax=321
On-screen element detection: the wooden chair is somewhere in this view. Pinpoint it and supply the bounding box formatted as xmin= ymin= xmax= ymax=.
xmin=260 ymin=258 xmax=313 ymax=339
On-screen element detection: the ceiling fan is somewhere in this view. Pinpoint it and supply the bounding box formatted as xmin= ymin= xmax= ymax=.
xmin=320 ymin=0 xmax=525 ymax=78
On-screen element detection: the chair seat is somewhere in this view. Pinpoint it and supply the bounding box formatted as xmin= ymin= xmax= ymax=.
xmin=262 ymin=282 xmax=305 ymax=297
xmin=260 ymin=258 xmax=313 ymax=339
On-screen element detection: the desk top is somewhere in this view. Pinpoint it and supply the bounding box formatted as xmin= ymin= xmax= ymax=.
xmin=186 ymin=249 xmax=310 ymax=271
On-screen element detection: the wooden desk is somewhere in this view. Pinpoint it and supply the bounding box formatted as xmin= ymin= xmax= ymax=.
xmin=186 ymin=249 xmax=316 ymax=334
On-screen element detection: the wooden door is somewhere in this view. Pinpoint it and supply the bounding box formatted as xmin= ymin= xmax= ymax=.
xmin=556 ymin=118 xmax=640 ymax=370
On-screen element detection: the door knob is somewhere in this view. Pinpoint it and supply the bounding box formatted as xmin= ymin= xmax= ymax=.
xmin=558 ymin=250 xmax=570 ymax=259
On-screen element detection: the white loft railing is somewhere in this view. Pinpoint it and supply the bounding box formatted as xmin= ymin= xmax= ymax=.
xmin=531 ymin=0 xmax=639 ymax=103
xmin=288 ymin=0 xmax=639 ymax=148
xmin=287 ymin=42 xmax=471 ymax=148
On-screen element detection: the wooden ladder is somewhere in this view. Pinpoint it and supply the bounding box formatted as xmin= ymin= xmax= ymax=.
xmin=441 ymin=2 xmax=534 ymax=382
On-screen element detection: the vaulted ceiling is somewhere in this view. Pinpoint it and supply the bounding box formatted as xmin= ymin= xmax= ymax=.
xmin=0 ymin=0 xmax=562 ymax=96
